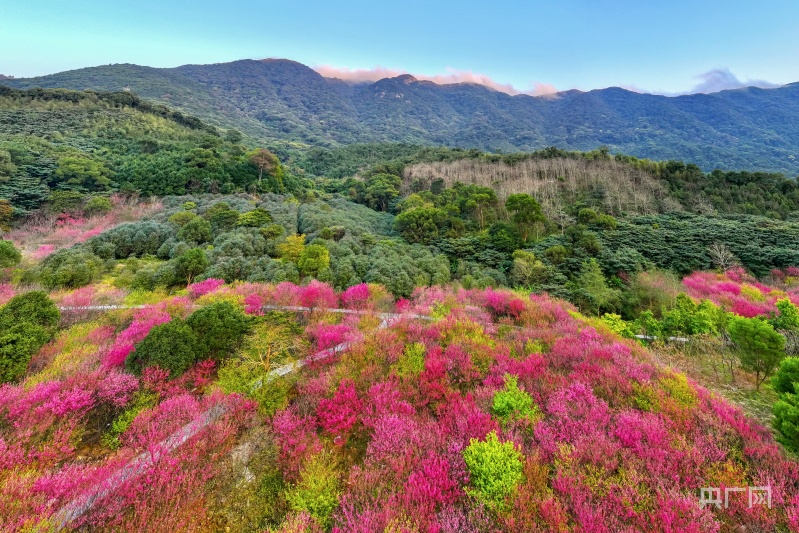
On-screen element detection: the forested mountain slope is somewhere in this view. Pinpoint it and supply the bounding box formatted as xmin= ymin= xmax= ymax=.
xmin=0 ymin=86 xmax=289 ymax=214
xmin=5 ymin=59 xmax=799 ymax=174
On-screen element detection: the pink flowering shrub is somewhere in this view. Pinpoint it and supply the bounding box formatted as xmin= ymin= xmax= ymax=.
xmin=0 ymin=283 xmax=15 ymax=305
xmin=103 ymin=308 xmax=171 ymax=367
xmin=299 ymin=280 xmax=338 ymax=309
xmin=187 ymin=278 xmax=225 ymax=298
xmin=269 ymin=286 xmax=799 ymax=531
xmin=307 ymin=322 xmax=351 ymax=351
xmin=31 ymin=244 xmax=56 ymax=260
xmin=59 ymin=285 xmax=96 ymax=307
xmin=97 ymin=369 xmax=140 ymax=408
xmin=341 ymin=283 xmax=371 ymax=309
xmin=318 ymin=379 xmax=363 ymax=435
xmin=243 ymin=292 xmax=264 ymax=314
xmin=683 ymin=269 xmax=799 ymax=317
xmin=8 ymin=197 xmax=165 ymax=257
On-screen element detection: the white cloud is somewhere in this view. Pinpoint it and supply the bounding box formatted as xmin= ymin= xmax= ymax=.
xmin=313 ymin=65 xmax=558 ymax=96
xmin=688 ymin=68 xmax=781 ymax=94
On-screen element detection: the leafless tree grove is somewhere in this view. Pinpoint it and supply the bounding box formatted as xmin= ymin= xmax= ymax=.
xmin=403 ymin=157 xmax=682 ymax=219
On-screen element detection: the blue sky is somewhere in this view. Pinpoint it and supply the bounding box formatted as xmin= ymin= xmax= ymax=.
xmin=1 ymin=0 xmax=797 ymax=95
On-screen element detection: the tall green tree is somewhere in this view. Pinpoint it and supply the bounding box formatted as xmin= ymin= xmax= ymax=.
xmin=394 ymin=207 xmax=447 ymax=244
xmin=510 ymin=250 xmax=547 ymax=287
xmin=363 ymin=173 xmax=400 ymax=212
xmin=248 ymin=148 xmax=280 ymax=185
xmin=728 ymin=316 xmax=785 ymax=390
xmin=175 ymin=248 xmax=209 ymax=285
xmin=572 ymin=258 xmax=620 ymax=315
xmin=505 ymin=193 xmax=545 ymax=242
xmin=298 ymin=244 xmax=331 ymax=278
xmin=177 ymin=217 xmax=212 ymax=244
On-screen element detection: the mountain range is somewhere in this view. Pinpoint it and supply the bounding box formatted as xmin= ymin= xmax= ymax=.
xmin=4 ymin=59 xmax=799 ymax=174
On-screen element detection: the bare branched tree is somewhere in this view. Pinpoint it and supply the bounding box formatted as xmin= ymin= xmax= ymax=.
xmin=707 ymin=242 xmax=740 ymax=272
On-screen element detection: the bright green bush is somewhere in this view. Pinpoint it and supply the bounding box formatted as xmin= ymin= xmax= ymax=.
xmin=175 ymin=248 xmax=209 ymax=285
xmin=661 ymin=294 xmax=719 ymax=336
xmin=0 ymin=240 xmax=21 ymax=268
xmin=0 ymin=290 xmax=60 ymax=331
xmin=394 ymin=342 xmax=426 ymax=379
xmin=0 ymin=323 xmax=50 ymax=383
xmin=634 ymin=310 xmax=663 ymax=339
xmin=237 ymin=207 xmax=273 ymax=228
xmin=168 ymin=210 xmax=198 ymax=227
xmin=773 ymin=394 xmax=799 ymax=453
xmin=601 ymin=313 xmax=636 ymax=339
xmin=462 ymin=431 xmax=524 ymax=510
xmin=286 ymin=451 xmax=341 ymax=528
xmin=773 ymin=357 xmax=799 ymax=453
xmin=772 ymin=298 xmax=799 ymax=331
xmin=217 ymin=359 xmax=291 ymax=416
xmin=0 ymin=291 xmax=59 ymax=383
xmin=177 ymin=216 xmax=212 ymax=244
xmin=297 ymin=244 xmax=330 ymax=278
xmin=492 ymin=374 xmax=540 ymax=424
xmin=84 ymin=196 xmax=113 ymax=217
xmin=773 ymin=357 xmax=799 ymax=395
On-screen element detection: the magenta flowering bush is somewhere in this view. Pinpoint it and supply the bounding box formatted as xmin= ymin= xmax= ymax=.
xmin=683 ymin=268 xmax=799 ymax=317
xmin=341 ymin=283 xmax=370 ymax=309
xmin=300 ymin=280 xmax=339 ymax=309
xmin=317 ymin=379 xmax=362 ymax=436
xmin=187 ymin=277 xmax=225 ymax=298
xmin=307 ymin=322 xmax=351 ymax=351
xmin=243 ymin=292 xmax=264 ymax=314
xmin=103 ymin=309 xmax=171 ymax=367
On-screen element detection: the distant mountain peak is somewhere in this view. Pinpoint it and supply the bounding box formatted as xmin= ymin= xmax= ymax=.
xmin=393 ymin=74 xmax=418 ymax=84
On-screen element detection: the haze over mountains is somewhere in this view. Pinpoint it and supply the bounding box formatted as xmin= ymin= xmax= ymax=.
xmin=4 ymin=58 xmax=799 ymax=174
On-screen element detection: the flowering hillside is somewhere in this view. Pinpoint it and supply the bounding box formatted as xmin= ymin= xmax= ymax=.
xmin=5 ymin=195 xmax=164 ymax=262
xmin=683 ymin=267 xmax=799 ymax=318
xmin=0 ymin=280 xmax=797 ymax=532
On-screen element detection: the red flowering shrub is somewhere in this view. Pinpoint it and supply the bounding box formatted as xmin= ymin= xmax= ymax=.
xmin=318 ymin=379 xmax=363 ymax=435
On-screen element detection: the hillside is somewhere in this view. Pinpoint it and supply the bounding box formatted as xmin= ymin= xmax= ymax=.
xmin=0 ymin=87 xmax=290 ymax=214
xmin=4 ymin=60 xmax=799 ymax=174
xmin=2 ymin=277 xmax=799 ymax=531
